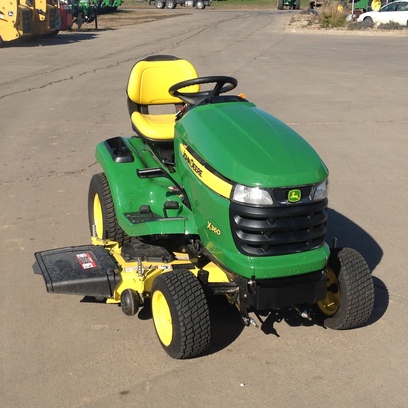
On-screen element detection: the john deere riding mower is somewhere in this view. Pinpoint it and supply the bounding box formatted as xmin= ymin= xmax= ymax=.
xmin=34 ymin=55 xmax=375 ymax=359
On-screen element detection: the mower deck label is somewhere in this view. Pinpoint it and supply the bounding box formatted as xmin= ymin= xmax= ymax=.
xmin=76 ymin=253 xmax=97 ymax=269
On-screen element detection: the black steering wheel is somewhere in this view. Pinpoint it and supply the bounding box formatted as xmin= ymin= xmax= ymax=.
xmin=169 ymin=76 xmax=238 ymax=105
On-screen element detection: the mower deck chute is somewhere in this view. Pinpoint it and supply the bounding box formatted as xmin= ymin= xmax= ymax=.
xmin=34 ymin=245 xmax=120 ymax=298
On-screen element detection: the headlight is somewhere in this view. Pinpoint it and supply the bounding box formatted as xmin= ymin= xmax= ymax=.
xmin=232 ymin=185 xmax=273 ymax=206
xmin=313 ymin=179 xmax=329 ymax=201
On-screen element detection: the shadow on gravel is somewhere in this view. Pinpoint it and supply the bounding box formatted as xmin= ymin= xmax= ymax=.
xmin=326 ymin=208 xmax=383 ymax=273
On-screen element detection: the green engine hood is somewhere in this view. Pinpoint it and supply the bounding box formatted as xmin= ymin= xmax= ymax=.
xmin=176 ymin=101 xmax=328 ymax=187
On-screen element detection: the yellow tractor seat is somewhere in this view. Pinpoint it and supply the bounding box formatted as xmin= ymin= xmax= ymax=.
xmin=127 ymin=56 xmax=199 ymax=142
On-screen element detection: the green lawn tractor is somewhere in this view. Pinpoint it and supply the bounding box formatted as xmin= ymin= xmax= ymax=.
xmin=34 ymin=55 xmax=375 ymax=359
xmin=277 ymin=0 xmax=300 ymax=10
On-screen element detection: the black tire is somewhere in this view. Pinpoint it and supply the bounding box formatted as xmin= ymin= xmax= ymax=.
xmin=155 ymin=0 xmax=165 ymax=8
xmin=121 ymin=289 xmax=141 ymax=316
xmin=151 ymin=270 xmax=211 ymax=359
xmin=46 ymin=30 xmax=59 ymax=37
xmin=363 ymin=16 xmax=374 ymax=27
xmin=166 ymin=0 xmax=176 ymax=8
xmin=315 ymin=248 xmax=374 ymax=330
xmin=196 ymin=0 xmax=205 ymax=9
xmin=88 ymin=173 xmax=131 ymax=246
xmin=76 ymin=12 xmax=83 ymax=29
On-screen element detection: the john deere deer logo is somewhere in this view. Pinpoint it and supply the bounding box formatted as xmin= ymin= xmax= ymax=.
xmin=288 ymin=189 xmax=301 ymax=203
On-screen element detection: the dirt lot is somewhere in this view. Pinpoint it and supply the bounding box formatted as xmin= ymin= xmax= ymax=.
xmin=77 ymin=5 xmax=408 ymax=35
xmin=78 ymin=7 xmax=185 ymax=30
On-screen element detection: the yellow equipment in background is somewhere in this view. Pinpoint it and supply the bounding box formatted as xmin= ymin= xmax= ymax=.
xmin=0 ymin=0 xmax=32 ymax=46
xmin=0 ymin=0 xmax=58 ymax=47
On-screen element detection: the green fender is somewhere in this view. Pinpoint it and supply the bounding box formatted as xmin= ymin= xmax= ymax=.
xmin=95 ymin=136 xmax=197 ymax=237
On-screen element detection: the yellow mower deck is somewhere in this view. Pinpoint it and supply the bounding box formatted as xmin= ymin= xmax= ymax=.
xmin=34 ymin=236 xmax=232 ymax=306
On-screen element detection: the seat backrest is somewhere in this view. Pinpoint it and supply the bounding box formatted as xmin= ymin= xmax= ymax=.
xmin=127 ymin=55 xmax=199 ymax=108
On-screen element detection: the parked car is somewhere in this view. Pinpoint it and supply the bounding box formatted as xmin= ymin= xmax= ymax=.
xmin=357 ymin=0 xmax=408 ymax=25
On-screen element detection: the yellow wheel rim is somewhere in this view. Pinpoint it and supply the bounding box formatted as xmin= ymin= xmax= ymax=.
xmin=93 ymin=193 xmax=104 ymax=239
xmin=152 ymin=290 xmax=173 ymax=346
xmin=317 ymin=267 xmax=341 ymax=316
xmin=372 ymin=0 xmax=381 ymax=11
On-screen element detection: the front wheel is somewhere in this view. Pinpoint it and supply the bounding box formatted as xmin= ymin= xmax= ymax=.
xmin=315 ymin=247 xmax=374 ymax=330
xmin=166 ymin=0 xmax=177 ymax=8
xmin=151 ymin=270 xmax=211 ymax=359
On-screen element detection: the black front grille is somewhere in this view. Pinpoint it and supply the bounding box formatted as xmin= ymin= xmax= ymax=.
xmin=48 ymin=7 xmax=56 ymax=30
xmin=21 ymin=9 xmax=32 ymax=34
xmin=230 ymin=198 xmax=328 ymax=256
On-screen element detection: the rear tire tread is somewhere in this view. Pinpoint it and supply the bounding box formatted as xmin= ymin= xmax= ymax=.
xmin=88 ymin=173 xmax=131 ymax=246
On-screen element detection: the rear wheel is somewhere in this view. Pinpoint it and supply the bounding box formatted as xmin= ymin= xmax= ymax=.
xmin=166 ymin=0 xmax=176 ymax=8
xmin=315 ymin=248 xmax=374 ymax=330
xmin=151 ymin=270 xmax=211 ymax=359
xmin=155 ymin=0 xmax=165 ymax=8
xmin=196 ymin=0 xmax=206 ymax=9
xmin=88 ymin=173 xmax=131 ymax=246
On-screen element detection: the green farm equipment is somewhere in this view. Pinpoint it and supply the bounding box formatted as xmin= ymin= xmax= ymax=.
xmin=63 ymin=0 xmax=123 ymax=28
xmin=277 ymin=0 xmax=300 ymax=10
xmin=98 ymin=0 xmax=123 ymax=12
xmin=34 ymin=55 xmax=375 ymax=359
